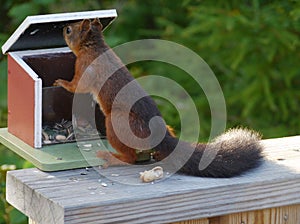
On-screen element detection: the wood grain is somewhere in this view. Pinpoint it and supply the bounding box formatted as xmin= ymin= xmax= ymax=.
xmin=6 ymin=136 xmax=300 ymax=224
xmin=171 ymin=204 xmax=300 ymax=224
xmin=218 ymin=205 xmax=300 ymax=224
xmin=172 ymin=218 xmax=209 ymax=224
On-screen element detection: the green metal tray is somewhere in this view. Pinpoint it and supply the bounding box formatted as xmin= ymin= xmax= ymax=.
xmin=0 ymin=128 xmax=112 ymax=171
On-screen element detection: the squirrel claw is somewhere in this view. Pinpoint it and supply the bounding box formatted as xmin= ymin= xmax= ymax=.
xmin=53 ymin=79 xmax=63 ymax=87
xmin=101 ymin=162 xmax=109 ymax=169
xmin=97 ymin=151 xmax=112 ymax=168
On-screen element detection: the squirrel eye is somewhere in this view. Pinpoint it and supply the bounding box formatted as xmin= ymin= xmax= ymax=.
xmin=65 ymin=26 xmax=72 ymax=35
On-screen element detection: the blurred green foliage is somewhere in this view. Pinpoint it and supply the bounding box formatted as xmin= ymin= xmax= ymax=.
xmin=109 ymin=0 xmax=300 ymax=138
xmin=0 ymin=0 xmax=299 ymax=223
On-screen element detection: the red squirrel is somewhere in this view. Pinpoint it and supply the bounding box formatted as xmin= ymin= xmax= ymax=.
xmin=54 ymin=18 xmax=263 ymax=177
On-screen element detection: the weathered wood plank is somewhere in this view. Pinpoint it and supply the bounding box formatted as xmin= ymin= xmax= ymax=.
xmin=6 ymin=172 xmax=64 ymax=223
xmin=6 ymin=136 xmax=300 ymax=224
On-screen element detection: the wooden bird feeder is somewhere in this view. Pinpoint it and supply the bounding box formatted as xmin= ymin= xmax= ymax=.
xmin=0 ymin=10 xmax=118 ymax=171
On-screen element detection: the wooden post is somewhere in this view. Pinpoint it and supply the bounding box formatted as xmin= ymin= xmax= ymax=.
xmin=172 ymin=205 xmax=300 ymax=224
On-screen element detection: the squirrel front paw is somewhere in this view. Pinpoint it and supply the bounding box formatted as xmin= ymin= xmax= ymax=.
xmin=53 ymin=79 xmax=67 ymax=87
xmin=53 ymin=79 xmax=76 ymax=93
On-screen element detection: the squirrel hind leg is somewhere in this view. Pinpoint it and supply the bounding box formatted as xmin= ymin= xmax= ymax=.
xmin=102 ymin=113 xmax=138 ymax=167
xmin=97 ymin=150 xmax=136 ymax=168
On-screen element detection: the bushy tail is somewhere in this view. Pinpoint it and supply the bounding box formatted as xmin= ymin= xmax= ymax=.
xmin=159 ymin=128 xmax=263 ymax=178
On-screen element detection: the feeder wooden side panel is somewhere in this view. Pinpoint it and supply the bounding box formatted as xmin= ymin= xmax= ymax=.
xmin=7 ymin=54 xmax=41 ymax=148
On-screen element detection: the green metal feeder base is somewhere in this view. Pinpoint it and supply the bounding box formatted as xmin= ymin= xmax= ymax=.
xmin=0 ymin=128 xmax=111 ymax=171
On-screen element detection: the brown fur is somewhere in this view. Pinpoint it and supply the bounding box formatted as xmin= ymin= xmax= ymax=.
xmin=54 ymin=19 xmax=263 ymax=177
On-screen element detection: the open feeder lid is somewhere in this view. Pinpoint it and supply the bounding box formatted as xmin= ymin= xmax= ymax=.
xmin=2 ymin=9 xmax=117 ymax=54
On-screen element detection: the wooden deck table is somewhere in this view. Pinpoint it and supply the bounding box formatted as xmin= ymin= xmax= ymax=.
xmin=5 ymin=136 xmax=300 ymax=224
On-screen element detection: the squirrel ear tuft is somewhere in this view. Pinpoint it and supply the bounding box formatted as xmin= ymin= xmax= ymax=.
xmin=80 ymin=19 xmax=91 ymax=32
xmin=91 ymin=18 xmax=103 ymax=31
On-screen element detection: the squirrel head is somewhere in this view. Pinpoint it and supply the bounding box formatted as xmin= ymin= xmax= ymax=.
xmin=63 ymin=18 xmax=104 ymax=56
